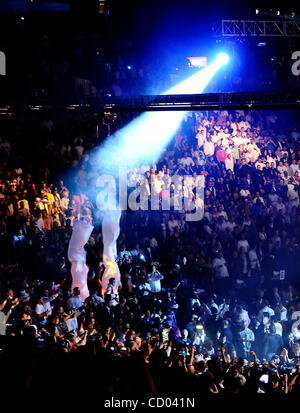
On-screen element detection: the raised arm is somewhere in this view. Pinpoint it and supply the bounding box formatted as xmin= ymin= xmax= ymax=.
xmin=287 ymin=369 xmax=300 ymax=393
xmin=221 ymin=346 xmax=227 ymax=364
xmin=4 ymin=300 xmax=19 ymax=324
xmin=187 ymin=346 xmax=195 ymax=375
xmin=250 ymin=350 xmax=259 ymax=364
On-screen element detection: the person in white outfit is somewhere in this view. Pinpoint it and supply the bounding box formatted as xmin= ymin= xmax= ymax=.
xmin=147 ymin=262 xmax=164 ymax=293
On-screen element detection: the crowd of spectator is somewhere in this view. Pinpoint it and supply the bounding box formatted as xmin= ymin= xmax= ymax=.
xmin=0 ymin=108 xmax=300 ymax=397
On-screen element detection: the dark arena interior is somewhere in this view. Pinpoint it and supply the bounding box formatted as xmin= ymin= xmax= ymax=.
xmin=0 ymin=0 xmax=300 ymax=406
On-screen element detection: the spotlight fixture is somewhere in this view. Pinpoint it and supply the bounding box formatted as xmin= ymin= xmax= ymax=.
xmin=255 ymin=9 xmax=259 ymax=14
xmin=216 ymin=52 xmax=229 ymax=66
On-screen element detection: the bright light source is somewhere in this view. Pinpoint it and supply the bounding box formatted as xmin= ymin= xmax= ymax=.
xmin=20 ymin=16 xmax=25 ymax=20
xmin=216 ymin=52 xmax=229 ymax=66
xmin=164 ymin=52 xmax=229 ymax=95
xmin=127 ymin=65 xmax=132 ymax=70
xmin=277 ymin=11 xmax=280 ymax=15
xmin=255 ymin=9 xmax=259 ymax=14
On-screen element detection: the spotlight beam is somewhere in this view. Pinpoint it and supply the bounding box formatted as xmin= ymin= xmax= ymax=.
xmin=90 ymin=52 xmax=229 ymax=296
xmin=97 ymin=53 xmax=229 ymax=174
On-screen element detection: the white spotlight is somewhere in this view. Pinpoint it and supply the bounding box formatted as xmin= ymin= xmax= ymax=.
xmin=216 ymin=52 xmax=229 ymax=66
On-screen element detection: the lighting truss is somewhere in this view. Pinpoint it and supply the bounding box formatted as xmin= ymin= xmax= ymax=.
xmin=0 ymin=91 xmax=300 ymax=115
xmin=96 ymin=91 xmax=300 ymax=111
xmin=215 ymin=20 xmax=300 ymax=37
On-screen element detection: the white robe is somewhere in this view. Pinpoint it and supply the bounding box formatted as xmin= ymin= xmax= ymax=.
xmin=68 ymin=216 xmax=94 ymax=301
xmin=101 ymin=209 xmax=122 ymax=295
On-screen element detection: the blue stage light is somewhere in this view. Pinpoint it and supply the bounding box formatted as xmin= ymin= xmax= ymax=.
xmin=93 ymin=52 xmax=230 ymax=178
xmin=216 ymin=52 xmax=229 ymax=66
